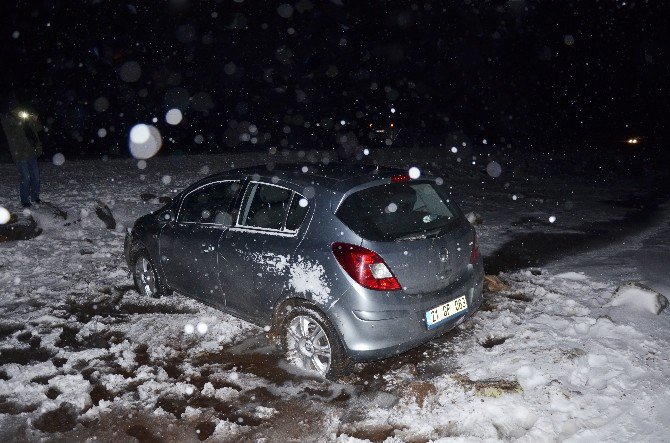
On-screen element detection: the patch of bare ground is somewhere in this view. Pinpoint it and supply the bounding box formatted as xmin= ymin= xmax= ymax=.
xmin=452 ymin=373 xmax=523 ymax=397
xmin=337 ymin=424 xmax=399 ymax=442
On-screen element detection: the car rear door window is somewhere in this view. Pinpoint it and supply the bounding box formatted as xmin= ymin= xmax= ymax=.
xmin=239 ymin=183 xmax=293 ymax=230
xmin=238 ymin=183 xmax=310 ymax=232
xmin=336 ymin=181 xmax=460 ymax=241
xmin=179 ymin=181 xmax=240 ymax=224
xmin=285 ymin=194 xmax=309 ymax=231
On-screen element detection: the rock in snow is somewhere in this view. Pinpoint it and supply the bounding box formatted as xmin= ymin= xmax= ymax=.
xmin=0 ymin=214 xmax=42 ymax=242
xmin=95 ymin=200 xmax=117 ymax=230
xmin=610 ymin=282 xmax=668 ymax=315
xmin=484 ymin=275 xmax=510 ymax=292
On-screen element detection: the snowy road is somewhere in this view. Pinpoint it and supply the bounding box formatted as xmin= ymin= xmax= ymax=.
xmin=1 ymin=152 xmax=668 ymax=442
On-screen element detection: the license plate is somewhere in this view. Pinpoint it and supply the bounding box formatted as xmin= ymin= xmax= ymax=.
xmin=425 ymin=295 xmax=468 ymax=329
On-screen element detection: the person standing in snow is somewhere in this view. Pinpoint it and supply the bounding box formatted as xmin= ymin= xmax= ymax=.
xmin=0 ymin=108 xmax=43 ymax=208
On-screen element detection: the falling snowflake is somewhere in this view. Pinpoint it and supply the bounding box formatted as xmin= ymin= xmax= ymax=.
xmin=165 ymin=109 xmax=183 ymax=125
xmin=0 ymin=207 xmax=10 ymax=225
xmin=130 ymin=124 xmax=150 ymax=144
xmin=52 ymin=153 xmax=65 ymax=166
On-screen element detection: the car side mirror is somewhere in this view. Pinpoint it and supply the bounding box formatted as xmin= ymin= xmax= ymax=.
xmin=159 ymin=209 xmax=175 ymax=223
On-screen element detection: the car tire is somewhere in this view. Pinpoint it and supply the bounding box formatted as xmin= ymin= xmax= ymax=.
xmin=279 ymin=304 xmax=353 ymax=380
xmin=130 ymin=248 xmax=172 ymax=298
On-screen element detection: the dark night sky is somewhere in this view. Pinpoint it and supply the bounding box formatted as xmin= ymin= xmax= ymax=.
xmin=1 ymin=0 xmax=668 ymax=160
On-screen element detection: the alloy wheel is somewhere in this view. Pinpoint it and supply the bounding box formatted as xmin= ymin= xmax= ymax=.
xmin=135 ymin=256 xmax=156 ymax=297
xmin=285 ymin=315 xmax=332 ymax=376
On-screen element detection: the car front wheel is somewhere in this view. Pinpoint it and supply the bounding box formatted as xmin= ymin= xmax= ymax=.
xmin=280 ymin=305 xmax=353 ymax=379
xmin=131 ymin=249 xmax=170 ymax=298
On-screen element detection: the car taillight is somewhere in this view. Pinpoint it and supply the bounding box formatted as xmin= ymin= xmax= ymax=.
xmin=391 ymin=174 xmax=410 ymax=183
xmin=332 ymin=242 xmax=401 ymax=291
xmin=470 ymin=230 xmax=479 ymax=264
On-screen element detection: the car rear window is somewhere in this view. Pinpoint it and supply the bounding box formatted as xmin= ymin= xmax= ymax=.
xmin=336 ymin=181 xmax=461 ymax=241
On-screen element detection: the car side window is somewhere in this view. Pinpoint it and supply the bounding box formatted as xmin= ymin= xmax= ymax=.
xmin=286 ymin=193 xmax=309 ymax=231
xmin=179 ymin=181 xmax=240 ymax=224
xmin=239 ymin=183 xmax=293 ymax=230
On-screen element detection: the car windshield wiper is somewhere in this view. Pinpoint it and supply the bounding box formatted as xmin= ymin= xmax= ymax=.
xmin=394 ymin=228 xmax=442 ymax=242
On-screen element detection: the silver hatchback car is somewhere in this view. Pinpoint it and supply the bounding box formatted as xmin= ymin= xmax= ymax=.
xmin=125 ymin=163 xmax=484 ymax=378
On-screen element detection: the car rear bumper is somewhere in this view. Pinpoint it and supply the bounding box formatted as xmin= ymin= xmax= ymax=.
xmin=330 ymin=262 xmax=484 ymax=362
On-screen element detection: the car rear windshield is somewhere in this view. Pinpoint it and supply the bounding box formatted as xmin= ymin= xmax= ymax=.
xmin=336 ymin=181 xmax=461 ymax=242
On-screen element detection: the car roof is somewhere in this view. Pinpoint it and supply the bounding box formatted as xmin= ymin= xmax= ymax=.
xmin=214 ymin=162 xmax=410 ymax=193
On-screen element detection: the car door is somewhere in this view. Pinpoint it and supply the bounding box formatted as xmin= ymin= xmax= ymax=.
xmin=217 ymin=181 xmax=311 ymax=322
xmin=159 ymin=179 xmax=241 ymax=304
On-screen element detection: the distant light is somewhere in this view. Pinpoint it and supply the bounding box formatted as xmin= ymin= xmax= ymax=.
xmin=340 ymin=120 xmax=346 ymax=125
xmin=369 ymin=123 xmax=372 ymax=128
xmin=391 ymin=107 xmax=396 ymax=113
xmin=627 ymin=138 xmax=639 ymax=144
xmin=390 ymin=123 xmax=394 ymax=128
xmin=451 ymin=147 xmax=458 ymax=153
xmin=363 ymin=148 xmax=370 ymax=155
xmin=18 ymin=111 xmax=29 ymax=120
xmin=549 ymin=216 xmax=556 ymax=223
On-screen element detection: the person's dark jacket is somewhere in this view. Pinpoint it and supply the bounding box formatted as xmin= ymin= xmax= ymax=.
xmin=0 ymin=113 xmax=42 ymax=163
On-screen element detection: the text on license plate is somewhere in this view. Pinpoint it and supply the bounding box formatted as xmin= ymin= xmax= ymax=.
xmin=425 ymin=295 xmax=468 ymax=329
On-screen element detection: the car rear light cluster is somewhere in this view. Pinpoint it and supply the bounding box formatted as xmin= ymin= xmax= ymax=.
xmin=390 ymin=174 xmax=410 ymax=183
xmin=332 ymin=242 xmax=401 ymax=291
xmin=470 ymin=230 xmax=480 ymax=264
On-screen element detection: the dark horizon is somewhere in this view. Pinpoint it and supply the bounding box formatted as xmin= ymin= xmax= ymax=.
xmin=1 ymin=1 xmax=668 ymax=161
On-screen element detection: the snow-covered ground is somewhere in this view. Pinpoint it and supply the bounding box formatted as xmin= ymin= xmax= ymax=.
xmin=0 ymin=150 xmax=668 ymax=442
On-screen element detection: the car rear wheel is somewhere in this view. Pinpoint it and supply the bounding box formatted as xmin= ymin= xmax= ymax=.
xmin=131 ymin=250 xmax=170 ymax=298
xmin=280 ymin=305 xmax=353 ymax=379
